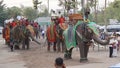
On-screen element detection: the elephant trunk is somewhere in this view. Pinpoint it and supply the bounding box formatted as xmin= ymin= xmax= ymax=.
xmin=30 ymin=35 xmax=41 ymax=45
xmin=93 ymin=35 xmax=110 ymax=45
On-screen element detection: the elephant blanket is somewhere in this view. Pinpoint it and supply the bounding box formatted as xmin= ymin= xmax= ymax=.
xmin=63 ymin=25 xmax=76 ymax=50
xmin=46 ymin=25 xmax=57 ymax=42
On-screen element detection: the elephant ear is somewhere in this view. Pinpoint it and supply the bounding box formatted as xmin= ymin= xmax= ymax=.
xmin=26 ymin=25 xmax=35 ymax=36
xmin=87 ymin=22 xmax=99 ymax=36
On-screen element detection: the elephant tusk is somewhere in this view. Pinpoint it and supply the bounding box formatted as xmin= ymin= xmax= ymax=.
xmin=76 ymin=30 xmax=82 ymax=39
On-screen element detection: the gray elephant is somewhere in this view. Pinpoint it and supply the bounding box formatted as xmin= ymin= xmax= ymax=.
xmin=10 ymin=25 xmax=41 ymax=51
xmin=63 ymin=20 xmax=110 ymax=62
xmin=56 ymin=23 xmax=68 ymax=52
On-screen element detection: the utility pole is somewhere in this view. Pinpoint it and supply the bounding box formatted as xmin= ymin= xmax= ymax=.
xmin=104 ymin=0 xmax=107 ymax=25
xmin=104 ymin=0 xmax=107 ymax=50
xmin=81 ymin=0 xmax=85 ymax=21
xmin=48 ymin=0 xmax=49 ymax=15
xmin=94 ymin=0 xmax=97 ymax=22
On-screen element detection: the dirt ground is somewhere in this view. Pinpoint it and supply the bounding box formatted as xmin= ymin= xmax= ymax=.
xmin=16 ymin=39 xmax=110 ymax=68
xmin=1 ymin=35 xmax=120 ymax=68
xmin=1 ymin=37 xmax=120 ymax=68
xmin=18 ymin=41 xmax=82 ymax=68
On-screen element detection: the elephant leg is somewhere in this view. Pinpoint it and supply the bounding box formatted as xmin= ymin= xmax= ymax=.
xmin=64 ymin=48 xmax=73 ymax=59
xmin=26 ymin=42 xmax=30 ymax=50
xmin=68 ymin=48 xmax=73 ymax=59
xmin=79 ymin=42 xmax=87 ymax=62
xmin=53 ymin=42 xmax=56 ymax=51
xmin=25 ymin=38 xmax=30 ymax=50
xmin=57 ymin=39 xmax=61 ymax=52
xmin=22 ymin=40 xmax=25 ymax=50
xmin=10 ymin=42 xmax=14 ymax=52
xmin=10 ymin=45 xmax=14 ymax=51
xmin=61 ymin=40 xmax=65 ymax=52
xmin=14 ymin=41 xmax=20 ymax=50
xmin=64 ymin=49 xmax=69 ymax=59
xmin=47 ymin=41 xmax=50 ymax=51
xmin=84 ymin=43 xmax=90 ymax=61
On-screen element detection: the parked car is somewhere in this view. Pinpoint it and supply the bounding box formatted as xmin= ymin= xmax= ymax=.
xmin=106 ymin=24 xmax=120 ymax=35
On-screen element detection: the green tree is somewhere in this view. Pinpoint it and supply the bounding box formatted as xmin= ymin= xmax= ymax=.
xmin=6 ymin=6 xmax=22 ymax=19
xmin=0 ymin=0 xmax=7 ymax=26
xmin=106 ymin=0 xmax=120 ymax=20
xmin=96 ymin=0 xmax=120 ymax=25
xmin=22 ymin=7 xmax=39 ymax=20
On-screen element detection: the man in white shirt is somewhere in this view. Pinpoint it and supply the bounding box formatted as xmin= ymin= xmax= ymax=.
xmin=109 ymin=35 xmax=118 ymax=58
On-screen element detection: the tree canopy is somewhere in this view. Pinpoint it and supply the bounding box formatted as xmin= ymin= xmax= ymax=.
xmin=0 ymin=0 xmax=7 ymax=26
xmin=96 ymin=0 xmax=120 ymax=25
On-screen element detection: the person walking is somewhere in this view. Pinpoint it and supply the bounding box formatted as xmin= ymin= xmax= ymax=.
xmin=109 ymin=35 xmax=118 ymax=58
xmin=112 ymin=35 xmax=118 ymax=57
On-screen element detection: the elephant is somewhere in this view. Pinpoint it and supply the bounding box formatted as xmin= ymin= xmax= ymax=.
xmin=46 ymin=23 xmax=57 ymax=51
xmin=46 ymin=18 xmax=68 ymax=52
xmin=10 ymin=24 xmax=41 ymax=51
xmin=63 ymin=21 xmax=110 ymax=62
xmin=55 ymin=23 xmax=68 ymax=52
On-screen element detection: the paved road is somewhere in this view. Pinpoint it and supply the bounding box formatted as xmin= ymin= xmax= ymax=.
xmin=0 ymin=35 xmax=27 ymax=68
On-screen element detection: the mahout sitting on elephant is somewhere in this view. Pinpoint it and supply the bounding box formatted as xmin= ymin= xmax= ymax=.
xmin=63 ymin=14 xmax=110 ymax=62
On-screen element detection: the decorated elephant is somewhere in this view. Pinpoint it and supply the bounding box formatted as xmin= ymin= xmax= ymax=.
xmin=10 ymin=24 xmax=41 ymax=51
xmin=55 ymin=23 xmax=68 ymax=52
xmin=63 ymin=14 xmax=110 ymax=62
xmin=46 ymin=23 xmax=57 ymax=51
xmin=46 ymin=18 xmax=68 ymax=52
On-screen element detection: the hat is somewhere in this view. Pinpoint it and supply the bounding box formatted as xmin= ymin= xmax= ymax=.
xmin=69 ymin=14 xmax=83 ymax=20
